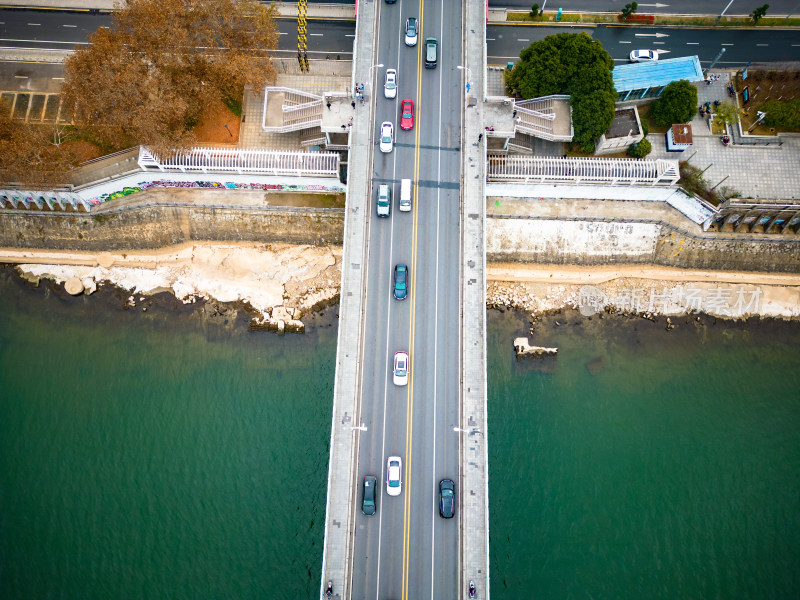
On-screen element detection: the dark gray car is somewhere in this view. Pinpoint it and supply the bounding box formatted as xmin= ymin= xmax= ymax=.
xmin=362 ymin=475 xmax=377 ymax=515
xmin=439 ymin=478 xmax=454 ymax=518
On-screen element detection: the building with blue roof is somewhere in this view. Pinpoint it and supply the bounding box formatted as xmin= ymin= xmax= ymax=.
xmin=614 ymin=56 xmax=704 ymax=102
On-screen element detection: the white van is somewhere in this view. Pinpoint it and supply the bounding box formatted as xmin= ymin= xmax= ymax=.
xmin=399 ymin=178 xmax=412 ymax=212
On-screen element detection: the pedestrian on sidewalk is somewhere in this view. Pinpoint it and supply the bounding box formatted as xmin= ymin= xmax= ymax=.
xmin=478 ymin=133 xmax=483 ymax=142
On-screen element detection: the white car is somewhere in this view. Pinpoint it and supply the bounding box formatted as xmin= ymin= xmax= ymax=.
xmin=384 ymin=68 xmax=397 ymax=99
xmin=379 ymin=121 xmax=394 ymax=153
xmin=386 ymin=456 xmax=402 ymax=496
xmin=393 ymin=351 xmax=409 ymax=386
xmin=629 ymin=49 xmax=658 ymax=63
xmin=404 ymin=17 xmax=418 ymax=47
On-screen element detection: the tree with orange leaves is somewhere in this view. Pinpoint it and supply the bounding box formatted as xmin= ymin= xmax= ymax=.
xmin=61 ymin=0 xmax=278 ymax=157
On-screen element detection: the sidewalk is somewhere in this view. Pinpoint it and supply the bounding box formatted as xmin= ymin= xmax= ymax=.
xmin=646 ymin=72 xmax=800 ymax=201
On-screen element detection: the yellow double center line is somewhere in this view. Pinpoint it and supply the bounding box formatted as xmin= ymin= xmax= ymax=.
xmin=401 ymin=0 xmax=426 ymax=597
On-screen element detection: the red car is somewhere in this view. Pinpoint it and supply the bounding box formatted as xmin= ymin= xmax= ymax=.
xmin=400 ymin=99 xmax=414 ymax=131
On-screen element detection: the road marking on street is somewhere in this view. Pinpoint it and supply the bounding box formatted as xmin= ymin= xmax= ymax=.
xmin=402 ymin=3 xmax=425 ymax=597
xmin=486 ymin=38 xmax=495 ymax=41
xmin=310 ymin=33 xmax=323 ymax=36
xmin=14 ymin=75 xmax=28 ymax=78
xmin=635 ymin=32 xmax=669 ymax=37
xmin=518 ymin=38 xmax=529 ymax=42
xmin=756 ymin=44 xmax=768 ymax=46
xmin=345 ymin=34 xmax=355 ymax=37
xmin=52 ymin=77 xmax=64 ymax=80
xmin=686 ymin=42 xmax=699 ymax=45
xmin=27 ymin=23 xmax=41 ymax=26
xmin=722 ymin=43 xmax=734 ymax=46
xmin=63 ymin=24 xmax=77 ymax=28
xmin=619 ymin=40 xmax=632 ymax=44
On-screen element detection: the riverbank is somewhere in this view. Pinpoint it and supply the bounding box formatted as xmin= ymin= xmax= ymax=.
xmin=1 ymin=242 xmax=341 ymax=332
xmin=4 ymin=245 xmax=800 ymax=325
xmin=488 ymin=263 xmax=800 ymax=320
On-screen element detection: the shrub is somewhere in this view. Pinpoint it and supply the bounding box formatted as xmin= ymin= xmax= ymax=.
xmin=762 ymin=98 xmax=800 ymax=129
xmin=627 ymin=138 xmax=651 ymax=157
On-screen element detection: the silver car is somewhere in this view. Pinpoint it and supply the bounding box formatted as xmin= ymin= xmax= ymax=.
xmin=384 ymin=68 xmax=397 ymax=99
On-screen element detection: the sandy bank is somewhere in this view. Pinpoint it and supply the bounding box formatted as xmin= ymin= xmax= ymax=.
xmin=1 ymin=243 xmax=341 ymax=327
xmin=488 ymin=263 xmax=800 ymax=319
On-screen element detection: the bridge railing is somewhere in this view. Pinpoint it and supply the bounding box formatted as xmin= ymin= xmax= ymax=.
xmin=138 ymin=147 xmax=339 ymax=177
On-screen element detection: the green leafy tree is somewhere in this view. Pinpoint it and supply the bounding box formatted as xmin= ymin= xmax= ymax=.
xmin=627 ymin=138 xmax=651 ymax=158
xmin=620 ymin=2 xmax=639 ymax=20
xmin=506 ymin=33 xmax=616 ymax=152
xmin=649 ymin=80 xmax=698 ymax=127
xmin=713 ymin=101 xmax=740 ymax=126
xmin=750 ymin=4 xmax=769 ymax=24
xmin=530 ymin=3 xmax=540 ymax=18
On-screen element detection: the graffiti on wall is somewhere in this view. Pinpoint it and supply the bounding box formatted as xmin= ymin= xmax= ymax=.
xmin=86 ymin=180 xmax=345 ymax=205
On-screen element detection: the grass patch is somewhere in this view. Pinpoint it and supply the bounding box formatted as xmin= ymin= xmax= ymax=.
xmin=223 ymin=96 xmax=243 ymax=117
xmin=503 ymin=11 xmax=800 ymax=27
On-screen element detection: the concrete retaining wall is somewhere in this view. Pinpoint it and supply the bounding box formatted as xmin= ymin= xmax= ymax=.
xmin=487 ymin=217 xmax=800 ymax=273
xmin=0 ymin=204 xmax=344 ymax=251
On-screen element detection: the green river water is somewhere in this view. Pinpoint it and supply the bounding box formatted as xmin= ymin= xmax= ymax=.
xmin=1 ymin=268 xmax=798 ymax=599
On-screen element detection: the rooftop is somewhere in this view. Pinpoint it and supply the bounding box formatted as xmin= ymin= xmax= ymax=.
xmin=613 ymin=56 xmax=704 ymax=92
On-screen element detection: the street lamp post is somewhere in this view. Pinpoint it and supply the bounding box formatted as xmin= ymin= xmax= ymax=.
xmin=715 ymin=0 xmax=735 ymax=25
xmin=453 ymin=426 xmax=482 ymax=435
xmin=456 ymin=65 xmax=473 ymax=94
xmin=366 ymin=63 xmax=384 ymax=95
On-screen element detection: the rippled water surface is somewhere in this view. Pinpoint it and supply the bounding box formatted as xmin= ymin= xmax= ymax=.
xmin=0 ymin=270 xmax=337 ymax=599
xmin=2 ymin=269 xmax=799 ymax=599
xmin=487 ymin=309 xmax=800 ymax=600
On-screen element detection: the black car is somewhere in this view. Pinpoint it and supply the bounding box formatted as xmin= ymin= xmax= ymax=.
xmin=362 ymin=475 xmax=377 ymax=515
xmin=439 ymin=478 xmax=455 ymax=518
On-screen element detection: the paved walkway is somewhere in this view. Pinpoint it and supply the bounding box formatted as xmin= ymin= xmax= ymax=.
xmin=240 ymin=59 xmax=351 ymax=150
xmin=647 ymin=71 xmax=800 ymax=201
xmin=461 ymin=1 xmax=491 ymax=599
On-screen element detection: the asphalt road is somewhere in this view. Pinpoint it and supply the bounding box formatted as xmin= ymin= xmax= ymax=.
xmin=487 ymin=24 xmax=800 ymax=66
xmin=3 ymin=8 xmax=798 ymax=69
xmin=350 ymin=1 xmax=462 ymax=599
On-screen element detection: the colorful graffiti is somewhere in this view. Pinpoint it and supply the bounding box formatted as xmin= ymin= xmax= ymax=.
xmin=86 ymin=179 xmax=345 ymax=205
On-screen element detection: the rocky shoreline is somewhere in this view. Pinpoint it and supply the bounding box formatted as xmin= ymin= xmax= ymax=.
xmin=6 ymin=243 xmax=342 ymax=334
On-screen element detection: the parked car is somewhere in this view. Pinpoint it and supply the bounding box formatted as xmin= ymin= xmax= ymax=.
xmin=393 ymin=264 xmax=408 ymax=300
xmin=400 ymin=99 xmax=414 ymax=131
xmin=379 ymin=121 xmax=394 ymax=153
xmin=384 ymin=69 xmax=397 ymax=99
xmin=405 ymin=17 xmax=417 ymax=46
xmin=629 ymin=49 xmax=658 ymax=62
xmin=362 ymin=475 xmax=377 ymax=515
xmin=393 ymin=351 xmax=409 ymax=386
xmin=439 ymin=478 xmax=455 ymax=518
xmin=386 ymin=456 xmax=402 ymax=496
